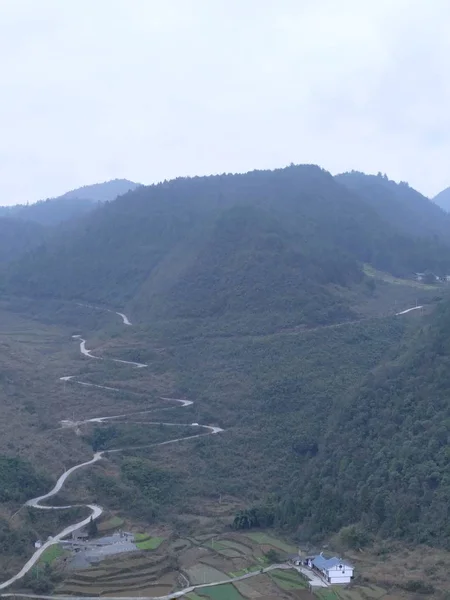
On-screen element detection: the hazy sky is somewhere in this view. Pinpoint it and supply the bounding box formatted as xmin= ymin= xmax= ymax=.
xmin=1 ymin=0 xmax=449 ymax=204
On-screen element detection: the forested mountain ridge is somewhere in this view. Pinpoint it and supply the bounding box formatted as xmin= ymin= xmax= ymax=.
xmin=0 ymin=179 xmax=139 ymax=226
xmin=4 ymin=165 xmax=450 ymax=335
xmin=336 ymin=171 xmax=450 ymax=241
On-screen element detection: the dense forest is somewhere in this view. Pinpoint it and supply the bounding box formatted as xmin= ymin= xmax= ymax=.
xmin=4 ymin=166 xmax=450 ymax=336
xmin=0 ymin=218 xmax=47 ymax=265
xmin=230 ymin=300 xmax=450 ymax=548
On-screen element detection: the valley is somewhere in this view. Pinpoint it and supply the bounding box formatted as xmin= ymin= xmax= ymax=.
xmin=1 ymin=167 xmax=450 ymax=598
xmin=0 ymin=284 xmax=445 ymax=598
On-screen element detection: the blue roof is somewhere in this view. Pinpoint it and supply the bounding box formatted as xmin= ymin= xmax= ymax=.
xmin=312 ymin=555 xmax=353 ymax=571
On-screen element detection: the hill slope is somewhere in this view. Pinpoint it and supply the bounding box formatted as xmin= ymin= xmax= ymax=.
xmin=5 ymin=165 xmax=450 ymax=334
xmin=269 ymin=299 xmax=450 ymax=547
xmin=0 ymin=218 xmax=47 ymax=265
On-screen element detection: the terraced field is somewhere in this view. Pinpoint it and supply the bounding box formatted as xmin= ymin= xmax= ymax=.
xmin=57 ymin=553 xmax=177 ymax=595
xmin=244 ymin=532 xmax=298 ymax=553
xmin=195 ymin=583 xmax=244 ymax=600
xmin=268 ymin=569 xmax=308 ymax=591
xmin=185 ymin=564 xmax=229 ymax=585
xmin=53 ymin=529 xmax=400 ymax=600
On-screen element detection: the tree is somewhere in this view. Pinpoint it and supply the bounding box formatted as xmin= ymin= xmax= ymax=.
xmin=265 ymin=549 xmax=281 ymax=563
xmin=87 ymin=517 xmax=98 ymax=538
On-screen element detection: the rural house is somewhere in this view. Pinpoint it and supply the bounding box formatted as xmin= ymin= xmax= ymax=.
xmin=308 ymin=553 xmax=354 ymax=584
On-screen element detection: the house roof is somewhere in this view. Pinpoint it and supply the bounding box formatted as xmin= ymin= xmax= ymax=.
xmin=312 ymin=554 xmax=353 ymax=571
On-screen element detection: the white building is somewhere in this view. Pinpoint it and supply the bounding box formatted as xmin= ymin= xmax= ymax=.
xmin=310 ymin=554 xmax=354 ymax=584
xmin=34 ymin=540 xmax=42 ymax=549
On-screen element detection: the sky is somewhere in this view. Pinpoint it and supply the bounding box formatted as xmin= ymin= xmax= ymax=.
xmin=1 ymin=0 xmax=449 ymax=204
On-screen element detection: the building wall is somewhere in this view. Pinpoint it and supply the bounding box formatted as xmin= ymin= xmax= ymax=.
xmin=329 ymin=574 xmax=352 ymax=584
xmin=327 ymin=566 xmax=353 ymax=584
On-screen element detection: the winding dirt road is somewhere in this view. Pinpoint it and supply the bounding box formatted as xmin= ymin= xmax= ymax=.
xmin=0 ymin=310 xmax=222 ymax=591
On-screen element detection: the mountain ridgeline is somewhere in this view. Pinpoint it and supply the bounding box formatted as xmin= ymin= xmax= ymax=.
xmin=0 ymin=179 xmax=139 ymax=226
xmin=4 ymin=166 xmax=450 ymax=335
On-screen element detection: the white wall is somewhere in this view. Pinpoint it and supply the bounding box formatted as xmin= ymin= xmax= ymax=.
xmin=327 ymin=566 xmax=353 ymax=584
xmin=329 ymin=574 xmax=352 ymax=584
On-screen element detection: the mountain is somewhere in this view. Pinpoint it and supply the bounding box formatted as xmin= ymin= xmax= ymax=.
xmin=0 ymin=179 xmax=139 ymax=226
xmin=0 ymin=218 xmax=47 ymax=265
xmin=433 ymin=186 xmax=450 ymax=212
xmin=336 ymin=171 xmax=450 ymax=241
xmin=5 ymin=166 xmax=450 ymax=334
xmin=5 ymin=164 xmax=450 ymax=590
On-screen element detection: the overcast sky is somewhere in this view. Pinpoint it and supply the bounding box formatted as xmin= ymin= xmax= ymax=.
xmin=0 ymin=0 xmax=449 ymax=204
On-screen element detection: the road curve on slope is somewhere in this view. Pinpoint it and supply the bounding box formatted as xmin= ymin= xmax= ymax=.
xmin=0 ymin=310 xmax=222 ymax=591
xmin=395 ymin=305 xmax=423 ymax=315
xmin=76 ymin=303 xmax=133 ymax=326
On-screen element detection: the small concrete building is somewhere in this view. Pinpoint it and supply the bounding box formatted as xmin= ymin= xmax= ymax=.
xmin=310 ymin=554 xmax=354 ymax=584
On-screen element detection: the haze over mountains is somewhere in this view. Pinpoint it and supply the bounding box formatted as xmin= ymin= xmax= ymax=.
xmin=0 ymin=179 xmax=139 ymax=266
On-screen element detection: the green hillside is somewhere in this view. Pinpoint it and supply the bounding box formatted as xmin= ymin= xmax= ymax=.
xmin=256 ymin=298 xmax=450 ymax=548
xmin=4 ymin=165 xmax=450 ymax=334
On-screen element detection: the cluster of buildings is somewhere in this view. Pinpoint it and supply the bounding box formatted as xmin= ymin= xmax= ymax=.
xmin=289 ymin=551 xmax=354 ymax=585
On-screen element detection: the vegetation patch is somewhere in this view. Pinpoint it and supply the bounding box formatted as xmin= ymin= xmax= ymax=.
xmin=315 ymin=589 xmax=342 ymax=600
xmin=244 ymin=532 xmax=297 ymax=553
xmin=197 ymin=583 xmax=244 ymax=600
xmin=136 ymin=535 xmax=164 ymax=550
xmin=268 ymin=568 xmax=307 ymax=590
xmin=227 ymin=565 xmax=262 ymax=578
xmin=98 ymin=515 xmax=124 ymax=531
xmin=38 ymin=543 xmax=64 ymax=565
xmin=215 ymin=539 xmax=251 ymax=553
xmin=186 ymin=564 xmax=228 ymax=585
xmin=363 ymin=264 xmax=436 ymax=289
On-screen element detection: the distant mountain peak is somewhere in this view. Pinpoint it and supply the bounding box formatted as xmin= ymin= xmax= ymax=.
xmin=0 ymin=179 xmax=141 ymax=226
xmin=433 ymin=187 xmax=450 ymax=212
xmin=57 ymin=179 xmax=140 ymax=203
